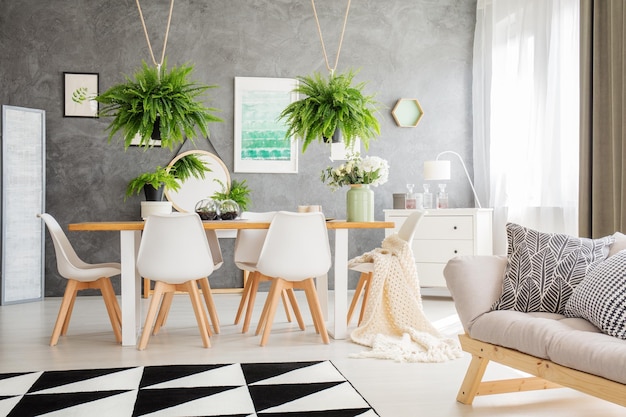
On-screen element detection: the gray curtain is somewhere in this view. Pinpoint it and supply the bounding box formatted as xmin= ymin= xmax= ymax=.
xmin=580 ymin=0 xmax=626 ymax=238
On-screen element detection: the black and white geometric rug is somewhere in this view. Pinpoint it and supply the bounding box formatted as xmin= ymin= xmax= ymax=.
xmin=0 ymin=360 xmax=378 ymax=416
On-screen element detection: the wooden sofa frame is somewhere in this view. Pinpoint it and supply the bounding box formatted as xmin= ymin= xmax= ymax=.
xmin=457 ymin=334 xmax=626 ymax=407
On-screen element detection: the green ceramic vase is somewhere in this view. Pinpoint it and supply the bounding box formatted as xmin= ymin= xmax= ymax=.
xmin=346 ymin=184 xmax=374 ymax=222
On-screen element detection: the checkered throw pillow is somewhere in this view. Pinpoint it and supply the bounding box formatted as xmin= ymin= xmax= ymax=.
xmin=564 ymin=249 xmax=626 ymax=339
xmin=492 ymin=223 xmax=613 ymax=313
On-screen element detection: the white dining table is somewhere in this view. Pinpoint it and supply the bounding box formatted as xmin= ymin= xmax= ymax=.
xmin=68 ymin=219 xmax=394 ymax=346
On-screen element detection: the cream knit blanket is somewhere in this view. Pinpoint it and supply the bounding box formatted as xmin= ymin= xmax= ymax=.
xmin=349 ymin=234 xmax=462 ymax=362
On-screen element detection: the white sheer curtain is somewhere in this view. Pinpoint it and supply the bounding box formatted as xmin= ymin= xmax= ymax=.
xmin=473 ymin=0 xmax=580 ymax=254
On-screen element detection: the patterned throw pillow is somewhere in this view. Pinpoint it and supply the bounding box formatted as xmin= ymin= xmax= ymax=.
xmin=492 ymin=223 xmax=613 ymax=313
xmin=564 ymin=249 xmax=626 ymax=339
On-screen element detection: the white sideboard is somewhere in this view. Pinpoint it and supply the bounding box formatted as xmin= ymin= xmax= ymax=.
xmin=384 ymin=208 xmax=493 ymax=295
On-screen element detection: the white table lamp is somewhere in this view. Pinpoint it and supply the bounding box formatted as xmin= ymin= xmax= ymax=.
xmin=423 ymin=151 xmax=482 ymax=208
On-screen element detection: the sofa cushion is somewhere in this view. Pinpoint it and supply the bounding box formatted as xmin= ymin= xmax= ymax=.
xmin=469 ymin=310 xmax=578 ymax=359
xmin=492 ymin=223 xmax=612 ymax=314
xmin=564 ymin=249 xmax=626 ymax=339
xmin=546 ymin=328 xmax=626 ymax=385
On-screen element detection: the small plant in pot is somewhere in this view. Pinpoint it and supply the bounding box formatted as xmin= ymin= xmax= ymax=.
xmin=126 ymin=153 xmax=211 ymax=201
xmin=278 ymin=69 xmax=381 ymax=153
xmin=95 ymin=60 xmax=223 ymax=149
xmin=210 ymin=179 xmax=252 ymax=220
xmin=126 ymin=166 xmax=180 ymax=202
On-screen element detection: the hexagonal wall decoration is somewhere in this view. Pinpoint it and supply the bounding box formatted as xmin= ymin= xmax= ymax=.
xmin=391 ymin=98 xmax=424 ymax=127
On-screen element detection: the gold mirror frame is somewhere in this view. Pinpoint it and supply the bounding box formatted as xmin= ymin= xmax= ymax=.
xmin=164 ymin=150 xmax=230 ymax=213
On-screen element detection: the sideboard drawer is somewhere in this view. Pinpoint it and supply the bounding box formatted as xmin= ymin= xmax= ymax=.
xmin=416 ymin=263 xmax=446 ymax=287
xmin=417 ymin=216 xmax=473 ymax=240
xmin=413 ymin=240 xmax=475 ymax=263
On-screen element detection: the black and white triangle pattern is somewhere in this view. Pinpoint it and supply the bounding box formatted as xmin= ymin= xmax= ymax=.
xmin=0 ymin=360 xmax=378 ymax=416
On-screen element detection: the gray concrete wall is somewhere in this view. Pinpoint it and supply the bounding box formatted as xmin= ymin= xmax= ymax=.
xmin=0 ymin=0 xmax=477 ymax=296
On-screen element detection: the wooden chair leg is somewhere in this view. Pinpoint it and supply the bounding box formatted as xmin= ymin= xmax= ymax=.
xmin=153 ymin=292 xmax=174 ymax=336
xmin=102 ymin=277 xmax=122 ymax=325
xmin=199 ymin=277 xmax=220 ymax=334
xmin=243 ymin=272 xmax=262 ymax=333
xmin=358 ymin=272 xmax=373 ymax=325
xmin=255 ymin=279 xmax=275 ymax=337
xmin=347 ymin=272 xmax=368 ymax=325
xmin=234 ymin=270 xmax=253 ymax=325
xmin=98 ymin=277 xmax=122 ymax=343
xmin=281 ymin=290 xmax=293 ymax=322
xmin=257 ymin=278 xmax=284 ymax=346
xmin=302 ymin=278 xmax=329 ymax=344
xmin=456 ymin=354 xmax=490 ymax=405
xmin=50 ymin=280 xmax=80 ymax=346
xmin=138 ymin=282 xmax=168 ymax=350
xmin=285 ymin=288 xmax=305 ymax=330
xmin=60 ymin=287 xmax=79 ymax=336
xmin=143 ymin=277 xmax=151 ymax=299
xmin=186 ymin=280 xmax=211 ymax=348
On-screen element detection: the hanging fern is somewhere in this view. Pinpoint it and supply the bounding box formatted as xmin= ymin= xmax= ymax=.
xmin=279 ymin=69 xmax=381 ymax=153
xmin=96 ymin=60 xmax=223 ymax=149
xmin=170 ymin=153 xmax=211 ymax=182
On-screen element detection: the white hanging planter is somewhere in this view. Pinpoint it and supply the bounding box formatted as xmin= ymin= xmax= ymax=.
xmin=141 ymin=201 xmax=172 ymax=219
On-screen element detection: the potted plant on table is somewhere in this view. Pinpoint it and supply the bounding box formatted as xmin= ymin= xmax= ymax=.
xmin=95 ymin=60 xmax=223 ymax=149
xmin=278 ymin=69 xmax=381 ymax=153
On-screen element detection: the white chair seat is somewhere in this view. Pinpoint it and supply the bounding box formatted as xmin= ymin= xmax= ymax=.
xmin=348 ymin=262 xmax=374 ymax=274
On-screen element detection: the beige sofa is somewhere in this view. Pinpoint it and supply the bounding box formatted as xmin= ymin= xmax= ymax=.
xmin=444 ymin=255 xmax=626 ymax=407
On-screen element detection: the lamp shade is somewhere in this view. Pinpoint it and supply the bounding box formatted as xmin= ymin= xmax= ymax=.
xmin=423 ymin=160 xmax=451 ymax=181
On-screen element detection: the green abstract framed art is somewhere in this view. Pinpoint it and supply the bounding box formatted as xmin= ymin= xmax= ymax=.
xmin=234 ymin=77 xmax=298 ymax=173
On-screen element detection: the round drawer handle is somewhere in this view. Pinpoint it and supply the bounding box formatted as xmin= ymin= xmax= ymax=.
xmin=453 ymin=226 xmax=458 ymax=230
xmin=454 ymin=250 xmax=458 ymax=254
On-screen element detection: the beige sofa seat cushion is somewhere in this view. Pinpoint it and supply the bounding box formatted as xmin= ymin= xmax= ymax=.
xmin=547 ymin=329 xmax=626 ymax=385
xmin=470 ymin=311 xmax=574 ymax=359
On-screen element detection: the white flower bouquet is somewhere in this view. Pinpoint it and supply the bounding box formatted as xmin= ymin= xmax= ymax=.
xmin=321 ymin=152 xmax=389 ymax=191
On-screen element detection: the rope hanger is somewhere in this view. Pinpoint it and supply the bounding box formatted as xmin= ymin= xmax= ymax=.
xmin=311 ymin=0 xmax=352 ymax=76
xmin=135 ymin=0 xmax=175 ymax=71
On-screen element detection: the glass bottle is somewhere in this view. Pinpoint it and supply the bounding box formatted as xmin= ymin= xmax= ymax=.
xmin=422 ymin=184 xmax=433 ymax=209
xmin=437 ymin=183 xmax=449 ymax=209
xmin=405 ymin=183 xmax=417 ymax=209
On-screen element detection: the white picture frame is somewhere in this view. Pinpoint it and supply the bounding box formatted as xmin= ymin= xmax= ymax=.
xmin=234 ymin=77 xmax=298 ymax=173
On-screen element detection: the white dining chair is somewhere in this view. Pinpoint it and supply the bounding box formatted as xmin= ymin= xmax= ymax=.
xmin=233 ymin=211 xmax=299 ymax=333
xmin=347 ymin=210 xmax=426 ymax=326
xmin=248 ymin=211 xmax=331 ymax=346
xmin=136 ymin=212 xmax=216 ymax=350
xmin=147 ymin=229 xmax=223 ymax=334
xmin=38 ymin=213 xmax=122 ymax=346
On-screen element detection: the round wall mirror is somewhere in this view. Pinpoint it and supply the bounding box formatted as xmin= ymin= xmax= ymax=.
xmin=165 ymin=150 xmax=230 ymax=213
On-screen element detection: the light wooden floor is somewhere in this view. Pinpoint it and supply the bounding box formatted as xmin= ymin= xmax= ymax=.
xmin=1 ymin=291 xmax=623 ymax=416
